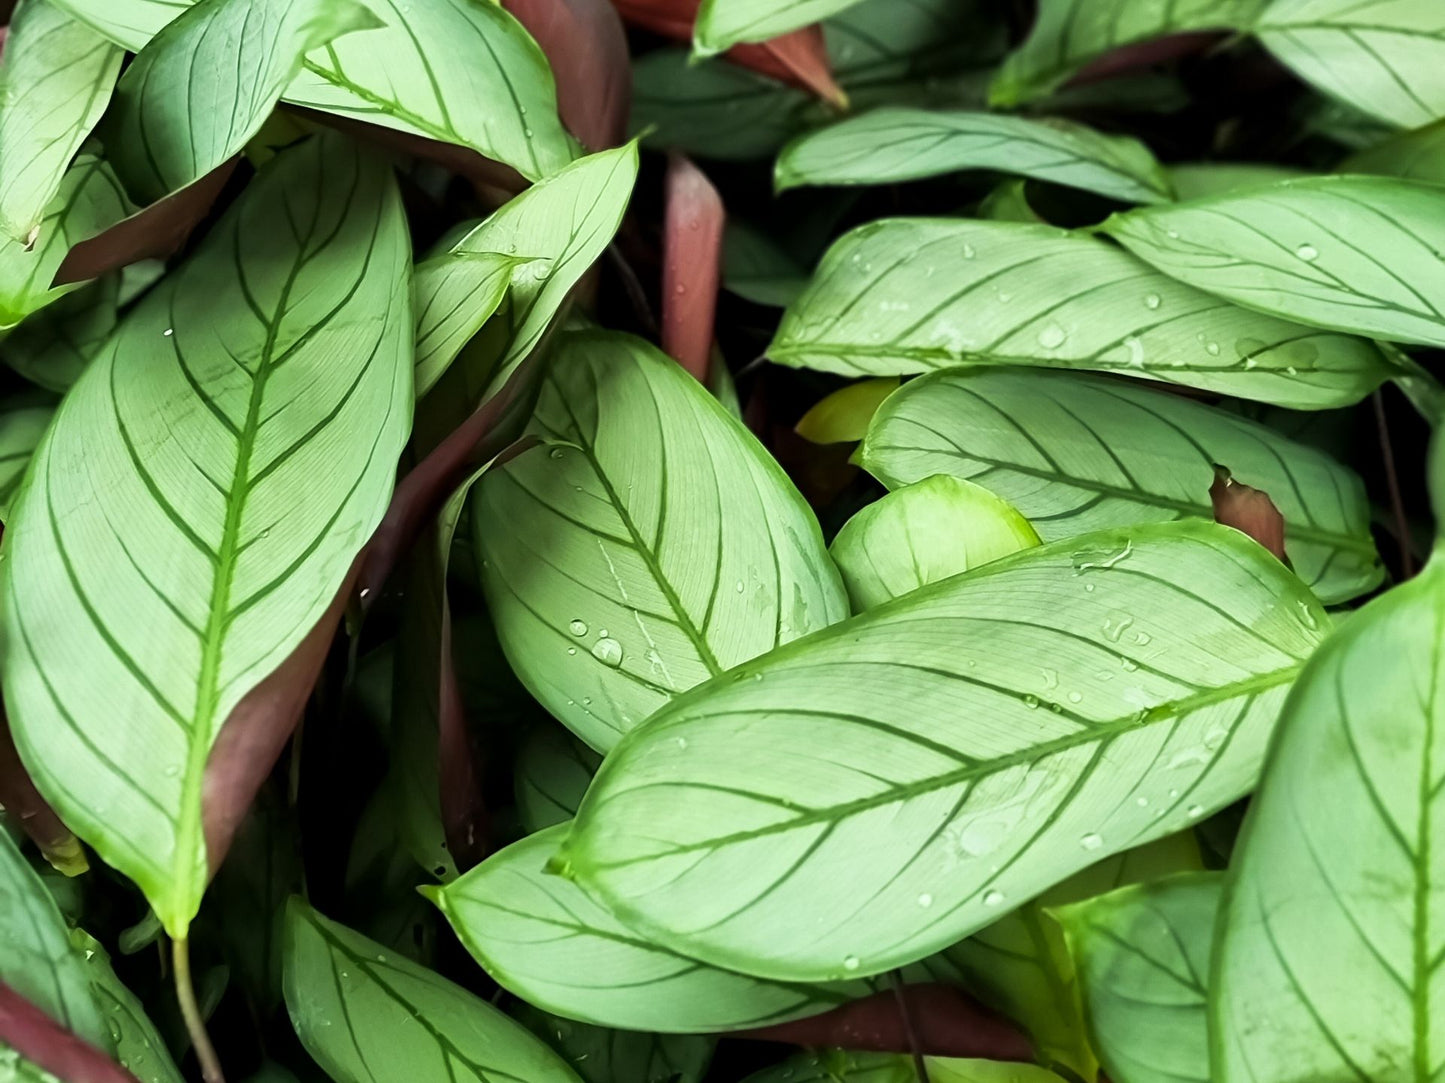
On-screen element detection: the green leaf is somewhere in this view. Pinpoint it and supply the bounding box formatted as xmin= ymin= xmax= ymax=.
xmin=2 ymin=131 xmax=413 ymax=937
xmin=0 ymin=275 xmax=120 ymax=392
xmin=860 ymin=367 xmax=1381 ymax=604
xmin=473 ymin=330 xmax=847 ymax=751
xmin=414 ymin=142 xmax=637 ymax=399
xmin=103 ymin=0 xmax=377 ymax=206
xmin=723 ymin=221 xmax=810 ymax=308
xmin=556 ymin=520 xmax=1328 ymax=981
xmin=513 ymin=1003 xmax=714 ymax=1083
xmin=1342 ymin=117 xmax=1445 ymax=181
xmin=433 ymin=824 xmax=870 ymax=1031
xmin=776 ymin=110 xmax=1171 ymax=204
xmin=0 ymin=1048 xmax=62 ymax=1082
xmin=1167 ymin=163 xmax=1308 ymax=200
xmin=1258 ymin=0 xmax=1445 ymax=128
xmin=769 ymin=218 xmax=1396 ymax=410
xmin=693 ymin=0 xmax=869 ymax=55
xmin=744 ymin=1051 xmax=1067 ymax=1082
xmin=831 ymin=475 xmax=1041 ymax=612
xmin=0 ymin=396 xmax=55 ymax=521
xmin=794 ymin=378 xmax=900 ymax=445
xmin=69 ymin=931 xmax=184 ymax=1083
xmin=515 ymin=722 xmax=601 ymax=833
xmin=1055 ymin=873 xmax=1220 ymax=1083
xmin=1212 ymin=552 xmax=1445 ymax=1082
xmin=0 ymin=0 xmax=121 ymax=243
xmin=988 ymin=0 xmax=1267 ymax=106
xmin=283 ymin=900 xmax=585 ymax=1083
xmin=1103 ymin=175 xmax=1445 ymax=349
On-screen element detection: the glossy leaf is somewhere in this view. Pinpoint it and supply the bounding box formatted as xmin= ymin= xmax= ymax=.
xmin=514 ymin=722 xmax=601 ymax=832
xmin=0 ymin=397 xmax=54 ymax=521
xmin=770 ymin=218 xmax=1396 ymax=409
xmin=989 ymin=0 xmax=1266 ymax=106
xmin=414 ymin=141 xmax=638 ymax=399
xmin=776 ymin=110 xmax=1171 ymax=204
xmin=473 ymin=330 xmax=847 ymax=750
xmin=693 ymin=0 xmax=868 ymax=55
xmin=283 ymin=900 xmax=585 ymax=1083
xmin=0 ymin=0 xmax=120 ymax=243
xmin=860 ymin=367 xmax=1380 ymax=604
xmin=433 ymin=824 xmax=870 ymax=1031
xmin=1103 ymin=175 xmax=1445 ymax=349
xmin=1213 ymin=552 xmax=1445 ymax=1082
xmin=103 ymin=0 xmax=377 ymax=206
xmin=831 ymin=475 xmax=1040 ymax=612
xmin=556 ymin=521 xmax=1328 ymax=981
xmin=2 ymin=132 xmax=413 ymax=936
xmin=1055 ymin=873 xmax=1219 ymax=1083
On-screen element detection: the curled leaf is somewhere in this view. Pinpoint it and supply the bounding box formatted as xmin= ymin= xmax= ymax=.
xmin=1210 ymin=466 xmax=1287 ymax=563
xmin=662 ymin=154 xmax=725 ymax=382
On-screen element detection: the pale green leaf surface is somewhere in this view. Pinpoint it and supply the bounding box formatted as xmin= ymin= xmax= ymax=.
xmin=1342 ymin=117 xmax=1445 ymax=181
xmin=104 ymin=0 xmax=377 ymax=206
xmin=558 ymin=521 xmax=1328 ymax=981
xmin=831 ymin=475 xmax=1041 ymax=612
xmin=1213 ymin=552 xmax=1445 ymax=1083
xmin=770 ymin=218 xmax=1395 ymax=410
xmin=860 ymin=367 xmax=1381 ymax=604
xmin=1056 ymin=873 xmax=1220 ymax=1083
xmin=978 ymin=179 xmax=1043 ymax=223
xmin=413 ymin=254 xmax=515 ymax=396
xmin=474 ymin=330 xmax=847 ymax=751
xmin=70 ymin=931 xmax=184 ymax=1083
xmin=693 ymin=0 xmax=868 ymax=54
xmin=1167 ymin=163 xmax=1308 ymax=200
xmin=434 ymin=824 xmax=870 ymax=1032
xmin=0 ymin=0 xmax=120 ymax=242
xmin=513 ymin=1003 xmax=713 ymax=1083
xmin=515 ymin=723 xmax=601 ymax=833
xmin=776 ymin=110 xmax=1171 ymax=204
xmin=1103 ymin=175 xmax=1445 ymax=349
xmin=2 ymin=132 xmax=413 ymax=936
xmin=283 ymin=901 xmax=584 ymax=1083
xmin=0 ymin=397 xmax=54 ymax=520
xmin=0 ymin=276 xmax=120 ymax=391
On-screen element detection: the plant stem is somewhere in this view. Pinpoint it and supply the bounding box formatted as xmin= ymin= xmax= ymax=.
xmin=890 ymin=971 xmax=930 ymax=1083
xmin=173 ymin=938 xmax=226 ymax=1083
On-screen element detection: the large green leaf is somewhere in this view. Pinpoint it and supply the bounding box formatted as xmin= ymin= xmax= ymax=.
xmin=1212 ymin=551 xmax=1445 ymax=1082
xmin=1343 ymin=117 xmax=1445 ymax=181
xmin=51 ymin=0 xmax=575 ymax=181
xmin=693 ymin=0 xmax=869 ymax=54
xmin=413 ymin=142 xmax=638 ymax=398
xmin=744 ymin=1050 xmax=1066 ymax=1082
xmin=1258 ymin=0 xmax=1445 ymax=128
xmin=769 ymin=218 xmax=1395 ymax=409
xmin=1055 ymin=873 xmax=1220 ymax=1083
xmin=1103 ymin=175 xmax=1445 ymax=349
xmin=283 ymin=900 xmax=584 ymax=1083
xmin=988 ymin=0 xmax=1267 ymax=106
xmin=776 ymin=110 xmax=1171 ymax=204
xmin=69 ymin=931 xmax=184 ymax=1083
xmin=473 ymin=330 xmax=847 ymax=751
xmin=860 ymin=367 xmax=1381 ymax=604
xmin=514 ymin=722 xmax=601 ymax=833
xmin=2 ymin=131 xmax=412 ymax=937
xmin=0 ymin=275 xmax=121 ymax=392
xmin=555 ymin=521 xmax=1328 ymax=982
xmin=103 ymin=0 xmax=377 ymax=206
xmin=0 ymin=0 xmax=120 ymax=243
xmin=433 ymin=824 xmax=870 ymax=1032
xmin=0 ymin=396 xmax=55 ymax=521
xmin=513 ymin=1003 xmax=713 ymax=1083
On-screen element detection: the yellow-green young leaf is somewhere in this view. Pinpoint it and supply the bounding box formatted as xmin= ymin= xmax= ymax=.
xmin=988 ymin=0 xmax=1267 ymax=106
xmin=414 ymin=142 xmax=638 ymax=398
xmin=1103 ymin=175 xmax=1445 ymax=349
xmin=2 ymin=132 xmax=413 ymax=937
xmin=0 ymin=396 xmax=54 ymax=521
xmin=474 ymin=330 xmax=847 ymax=751
xmin=514 ymin=723 xmax=601 ymax=833
xmin=831 ymin=475 xmax=1040 ymax=612
xmin=743 ymin=1050 xmax=1068 ymax=1082
xmin=1342 ymin=117 xmax=1445 ymax=181
xmin=0 ymin=0 xmax=120 ymax=243
xmin=769 ymin=218 xmax=1396 ymax=410
xmin=1055 ymin=873 xmax=1220 ymax=1083
xmin=433 ymin=824 xmax=871 ymax=1032
xmin=861 ymin=368 xmax=1381 ymax=604
xmin=794 ymin=378 xmax=899 ymax=445
xmin=1213 ymin=552 xmax=1445 ymax=1083
xmin=978 ymin=179 xmax=1044 ymax=223
xmin=1167 ymin=163 xmax=1308 ymax=200
xmin=693 ymin=0 xmax=868 ymax=55
xmin=776 ymin=110 xmax=1171 ymax=204
xmin=102 ymin=0 xmax=378 ymax=206
xmin=556 ymin=521 xmax=1328 ymax=982
xmin=283 ymin=901 xmax=584 ymax=1083
xmin=1258 ymin=0 xmax=1445 ymax=128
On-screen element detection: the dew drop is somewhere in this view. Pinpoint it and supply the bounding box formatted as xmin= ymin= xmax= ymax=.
xmin=566 ymin=647 xmax=577 ymax=655
xmin=675 ymin=737 xmax=688 ymax=750
xmin=843 ymin=955 xmax=861 ymax=971
xmin=1203 ymin=727 xmax=1228 ymax=750
xmin=1143 ymin=293 xmax=1161 ymax=310
xmin=1136 ymin=796 xmax=1149 ymax=808
xmin=590 ymin=636 xmax=623 ymax=667
xmin=1080 ymin=832 xmax=1104 ymax=851
xmin=1102 ymin=615 xmax=1133 ymax=642
xmin=162 ymin=328 xmax=174 ymax=337
xmin=735 ymin=580 xmax=745 ymax=593
xmin=962 ymin=243 xmax=976 ymax=259
xmin=550 ymin=448 xmax=565 ymax=460
xmin=1084 ymin=583 xmax=1095 ymax=592
xmin=1067 ymin=691 xmax=1083 ymax=704
xmin=1205 ymin=341 xmax=1221 ymax=356
xmin=917 ymin=893 xmax=934 ymax=908
xmin=1037 ymin=323 xmax=1067 ymax=349
xmin=163 ymin=765 xmax=180 ymax=779
xmin=1187 ymin=804 xmax=1205 ymax=819
xmin=569 ymin=619 xmax=588 ymax=636
xmin=1295 ymin=244 xmax=1319 ymax=261
xmin=1023 ymin=693 xmax=1040 ymax=709
xmin=1296 ymin=600 xmax=1320 ymax=630
xmin=1134 ymin=631 xmax=1151 ymax=645
xmin=983 ymin=889 xmax=1006 ymax=907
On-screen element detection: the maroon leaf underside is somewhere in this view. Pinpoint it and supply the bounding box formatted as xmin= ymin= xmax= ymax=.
xmin=662 ymin=153 xmax=724 ymax=383
xmin=1209 ymin=468 xmax=1288 ymax=563
xmin=0 ymin=982 xmax=138 ymax=1083
xmin=0 ymin=711 xmax=85 ymax=874
xmin=1066 ymin=31 xmax=1224 ymax=87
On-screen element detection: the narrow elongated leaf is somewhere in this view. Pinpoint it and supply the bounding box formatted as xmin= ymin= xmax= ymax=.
xmin=776 ymin=110 xmax=1171 ymax=204
xmin=556 ymin=521 xmax=1328 ymax=981
xmin=1213 ymin=552 xmax=1445 ymax=1082
xmin=1056 ymin=873 xmax=1219 ymax=1083
xmin=433 ymin=824 xmax=870 ymax=1031
xmin=831 ymin=475 xmax=1040 ymax=612
xmin=103 ymin=0 xmax=377 ymax=206
xmin=693 ymin=0 xmax=867 ymax=55
xmin=1103 ymin=175 xmax=1445 ymax=349
xmin=0 ymin=0 xmax=120 ymax=243
xmin=515 ymin=723 xmax=601 ymax=832
xmin=0 ymin=397 xmax=54 ymax=521
xmin=414 ymin=141 xmax=638 ymax=398
xmin=1258 ymin=0 xmax=1445 ymax=128
xmin=1343 ymin=117 xmax=1445 ymax=181
xmin=2 ymin=132 xmax=413 ymax=936
xmin=283 ymin=901 xmax=584 ymax=1083
xmin=770 ymin=218 xmax=1396 ymax=410
xmin=988 ymin=0 xmax=1265 ymax=106
xmin=474 ymin=330 xmax=847 ymax=750
xmin=860 ymin=367 xmax=1380 ymax=604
